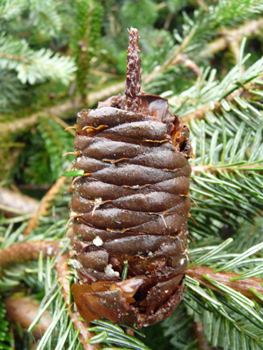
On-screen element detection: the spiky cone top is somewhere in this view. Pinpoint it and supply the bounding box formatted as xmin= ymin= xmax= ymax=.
xmin=70 ymin=28 xmax=193 ymax=328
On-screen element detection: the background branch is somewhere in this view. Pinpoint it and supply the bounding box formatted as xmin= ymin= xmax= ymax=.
xmin=23 ymin=177 xmax=69 ymax=236
xmin=56 ymin=253 xmax=101 ymax=350
xmin=0 ymin=186 xmax=39 ymax=216
xmin=200 ymin=18 xmax=263 ymax=57
xmin=187 ymin=266 xmax=263 ymax=303
xmin=4 ymin=297 xmax=52 ymax=339
xmin=181 ymin=78 xmax=263 ymax=123
xmin=0 ymin=81 xmax=125 ymax=134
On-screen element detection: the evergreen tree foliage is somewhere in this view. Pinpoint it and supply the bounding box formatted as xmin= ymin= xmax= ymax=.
xmin=1 ymin=1 xmax=263 ymax=350
xmin=70 ymin=0 xmax=103 ymax=100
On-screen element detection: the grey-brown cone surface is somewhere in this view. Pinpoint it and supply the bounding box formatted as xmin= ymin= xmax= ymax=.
xmin=70 ymin=28 xmax=193 ymax=328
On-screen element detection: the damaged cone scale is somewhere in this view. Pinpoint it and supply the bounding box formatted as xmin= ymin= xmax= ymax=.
xmin=69 ymin=28 xmax=193 ymax=328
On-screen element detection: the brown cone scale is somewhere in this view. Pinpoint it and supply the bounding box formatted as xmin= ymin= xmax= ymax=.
xmin=70 ymin=28 xmax=193 ymax=327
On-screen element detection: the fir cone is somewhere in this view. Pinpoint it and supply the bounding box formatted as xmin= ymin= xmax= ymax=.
xmin=70 ymin=28 xmax=193 ymax=327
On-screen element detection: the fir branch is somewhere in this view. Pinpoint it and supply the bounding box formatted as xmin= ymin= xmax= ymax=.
xmin=23 ymin=177 xmax=68 ymax=236
xmin=56 ymin=253 xmax=101 ymax=350
xmin=182 ymin=78 xmax=263 ymax=123
xmin=0 ymin=81 xmax=125 ymax=134
xmin=0 ymin=295 xmax=11 ymax=350
xmin=0 ymin=240 xmax=61 ymax=272
xmin=71 ymin=0 xmax=103 ymax=101
xmin=192 ymin=163 xmax=261 ymax=175
xmin=28 ymin=0 xmax=62 ymax=39
xmin=4 ymin=297 xmax=52 ymax=338
xmin=0 ymin=186 xmax=39 ymax=216
xmin=144 ymin=0 xmax=263 ymax=85
xmin=0 ymin=69 xmax=25 ymax=107
xmin=168 ymin=50 xmax=263 ymax=119
xmin=184 ymin=276 xmax=263 ymax=350
xmin=0 ymin=33 xmax=76 ymax=85
xmin=0 ymin=0 xmax=26 ymax=20
xmin=200 ymin=18 xmax=263 ymax=57
xmin=187 ymin=266 xmax=263 ymax=304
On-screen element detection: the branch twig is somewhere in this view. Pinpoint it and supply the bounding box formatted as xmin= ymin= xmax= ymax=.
xmin=4 ymin=297 xmax=52 ymax=338
xmin=1 ymin=247 xmax=99 ymax=349
xmin=191 ymin=163 xmax=260 ymax=175
xmin=0 ymin=81 xmax=125 ymax=134
xmin=56 ymin=253 xmax=101 ymax=350
xmin=171 ymin=53 xmax=201 ymax=77
xmin=181 ymin=79 xmax=263 ymax=124
xmin=23 ymin=176 xmax=69 ymax=236
xmin=193 ymin=321 xmax=213 ymax=350
xmin=0 ymin=240 xmax=61 ymax=272
xmin=200 ymin=18 xmax=263 ymax=57
xmin=187 ymin=266 xmax=263 ymax=303
xmin=0 ymin=186 xmax=39 ymax=216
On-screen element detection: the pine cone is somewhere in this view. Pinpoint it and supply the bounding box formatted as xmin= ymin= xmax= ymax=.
xmin=70 ymin=28 xmax=193 ymax=327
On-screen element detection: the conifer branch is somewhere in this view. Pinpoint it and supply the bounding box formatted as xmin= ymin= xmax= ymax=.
xmin=200 ymin=18 xmax=263 ymax=57
xmin=181 ymin=78 xmax=263 ymax=123
xmin=4 ymin=297 xmax=52 ymax=338
xmin=1 ymin=251 xmax=99 ymax=349
xmin=0 ymin=34 xmax=76 ymax=85
xmin=56 ymin=253 xmax=101 ymax=350
xmin=0 ymin=81 xmax=125 ymax=134
xmin=193 ymin=321 xmax=213 ymax=350
xmin=187 ymin=266 xmax=263 ymax=303
xmin=0 ymin=186 xmax=39 ymax=216
xmin=192 ymin=163 xmax=260 ymax=174
xmin=0 ymin=240 xmax=61 ymax=272
xmin=23 ymin=177 xmax=68 ymax=236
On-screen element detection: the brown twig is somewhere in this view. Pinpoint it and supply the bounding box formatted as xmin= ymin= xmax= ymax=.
xmin=56 ymin=253 xmax=101 ymax=350
xmin=163 ymin=12 xmax=174 ymax=30
xmin=0 ymin=81 xmax=125 ymax=134
xmin=23 ymin=176 xmax=69 ymax=236
xmin=181 ymin=79 xmax=263 ymax=124
xmin=0 ymin=241 xmax=61 ymax=272
xmin=0 ymin=186 xmax=39 ymax=216
xmin=228 ymin=39 xmax=241 ymax=65
xmin=193 ymin=321 xmax=213 ymax=350
xmin=187 ymin=266 xmax=263 ymax=303
xmin=52 ymin=115 xmax=76 ymax=136
xmin=191 ymin=163 xmax=260 ymax=175
xmin=17 ymin=184 xmax=51 ymax=191
xmin=200 ymin=18 xmax=263 ymax=57
xmin=4 ymin=297 xmax=52 ymax=338
xmin=171 ymin=53 xmax=202 ymax=77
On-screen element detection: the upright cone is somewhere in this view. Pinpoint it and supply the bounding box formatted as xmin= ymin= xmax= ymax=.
xmin=70 ymin=27 xmax=193 ymax=327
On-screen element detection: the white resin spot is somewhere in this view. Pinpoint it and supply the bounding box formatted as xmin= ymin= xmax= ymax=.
xmin=180 ymin=258 xmax=185 ymax=265
xmin=105 ymin=264 xmax=120 ymax=278
xmin=71 ymin=259 xmax=83 ymax=270
xmin=94 ymin=197 xmax=102 ymax=204
xmin=93 ymin=236 xmax=103 ymax=246
xmin=47 ymin=247 xmax=53 ymax=255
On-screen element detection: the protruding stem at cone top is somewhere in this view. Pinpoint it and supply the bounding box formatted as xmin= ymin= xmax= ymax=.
xmin=125 ymin=27 xmax=142 ymax=112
